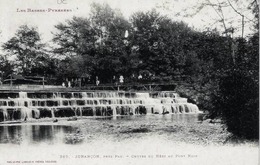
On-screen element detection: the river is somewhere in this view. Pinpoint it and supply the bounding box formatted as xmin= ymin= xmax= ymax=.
xmin=0 ymin=114 xmax=258 ymax=165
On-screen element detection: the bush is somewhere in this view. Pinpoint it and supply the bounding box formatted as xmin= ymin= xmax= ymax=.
xmin=214 ymin=69 xmax=259 ymax=139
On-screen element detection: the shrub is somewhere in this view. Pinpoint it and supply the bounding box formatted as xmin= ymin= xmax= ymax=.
xmin=214 ymin=69 xmax=258 ymax=139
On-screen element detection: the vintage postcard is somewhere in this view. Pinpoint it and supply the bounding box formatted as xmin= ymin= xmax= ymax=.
xmin=0 ymin=0 xmax=259 ymax=165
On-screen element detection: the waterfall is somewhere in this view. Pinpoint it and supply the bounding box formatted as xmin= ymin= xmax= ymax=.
xmin=0 ymin=91 xmax=201 ymax=121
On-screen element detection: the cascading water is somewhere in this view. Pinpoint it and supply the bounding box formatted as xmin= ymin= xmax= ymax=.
xmin=0 ymin=91 xmax=201 ymax=122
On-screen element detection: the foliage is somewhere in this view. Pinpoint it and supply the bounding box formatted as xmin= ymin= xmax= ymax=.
xmin=213 ymin=68 xmax=258 ymax=139
xmin=52 ymin=4 xmax=132 ymax=83
xmin=2 ymin=25 xmax=52 ymax=76
xmin=130 ymin=10 xmax=204 ymax=82
xmin=52 ymin=17 xmax=95 ymax=82
xmin=0 ymin=55 xmax=14 ymax=79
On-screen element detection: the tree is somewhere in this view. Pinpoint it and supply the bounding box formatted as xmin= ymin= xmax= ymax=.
xmin=2 ymin=25 xmax=48 ymax=76
xmin=159 ymin=0 xmax=257 ymax=65
xmin=213 ymin=69 xmax=258 ymax=139
xmin=208 ymin=2 xmax=259 ymax=139
xmin=249 ymin=0 xmax=259 ymax=30
xmin=0 ymin=55 xmax=13 ymax=81
xmin=53 ymin=17 xmax=96 ymax=81
xmin=53 ymin=3 xmax=131 ymax=83
xmin=191 ymin=0 xmax=256 ymax=64
xmin=130 ymin=9 xmax=200 ymax=82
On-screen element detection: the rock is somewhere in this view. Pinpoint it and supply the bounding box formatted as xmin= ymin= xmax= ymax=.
xmin=211 ymin=119 xmax=222 ymax=123
xmin=68 ymin=116 xmax=77 ymax=121
xmin=203 ymin=119 xmax=211 ymax=123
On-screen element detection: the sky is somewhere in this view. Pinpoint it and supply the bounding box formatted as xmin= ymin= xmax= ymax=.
xmin=0 ymin=0 xmax=256 ymax=46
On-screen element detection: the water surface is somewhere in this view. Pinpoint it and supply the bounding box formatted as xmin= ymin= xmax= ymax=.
xmin=0 ymin=114 xmax=204 ymax=145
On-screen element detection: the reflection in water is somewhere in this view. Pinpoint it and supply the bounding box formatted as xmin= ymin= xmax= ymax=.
xmin=0 ymin=125 xmax=76 ymax=145
xmin=0 ymin=114 xmax=204 ymax=145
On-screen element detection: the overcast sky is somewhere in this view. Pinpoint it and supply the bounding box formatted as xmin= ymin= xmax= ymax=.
xmin=0 ymin=0 xmax=255 ymax=46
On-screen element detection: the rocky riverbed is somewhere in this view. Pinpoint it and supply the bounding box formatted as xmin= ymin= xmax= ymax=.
xmin=58 ymin=114 xmax=257 ymax=147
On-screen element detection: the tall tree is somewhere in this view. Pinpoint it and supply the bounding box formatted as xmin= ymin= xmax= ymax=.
xmin=2 ymin=25 xmax=48 ymax=76
xmin=130 ymin=9 xmax=201 ymax=82
xmin=89 ymin=3 xmax=132 ymax=82
xmin=53 ymin=3 xmax=131 ymax=83
xmin=53 ymin=17 xmax=96 ymax=81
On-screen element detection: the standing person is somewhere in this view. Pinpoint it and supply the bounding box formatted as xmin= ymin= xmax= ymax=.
xmin=132 ymin=73 xmax=135 ymax=81
xmin=138 ymin=74 xmax=142 ymax=83
xmin=119 ymin=75 xmax=124 ymax=84
xmin=65 ymin=78 xmax=69 ymax=87
xmin=113 ymin=76 xmax=118 ymax=86
xmin=96 ymin=76 xmax=100 ymax=86
xmin=113 ymin=75 xmax=116 ymax=85
xmin=96 ymin=79 xmax=100 ymax=86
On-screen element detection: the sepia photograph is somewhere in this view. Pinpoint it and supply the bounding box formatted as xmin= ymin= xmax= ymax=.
xmin=0 ymin=0 xmax=259 ymax=165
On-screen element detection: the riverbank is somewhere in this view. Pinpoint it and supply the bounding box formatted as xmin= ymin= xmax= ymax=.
xmin=67 ymin=115 xmax=257 ymax=147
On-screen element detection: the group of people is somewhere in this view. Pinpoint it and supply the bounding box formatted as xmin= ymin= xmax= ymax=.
xmin=62 ymin=78 xmax=81 ymax=88
xmin=62 ymin=74 xmax=145 ymax=87
xmin=96 ymin=75 xmax=125 ymax=86
xmin=62 ymin=81 xmax=71 ymax=88
xmin=94 ymin=74 xmax=144 ymax=86
xmin=111 ymin=75 xmax=124 ymax=86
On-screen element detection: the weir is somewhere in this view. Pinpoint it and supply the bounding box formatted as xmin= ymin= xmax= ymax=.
xmin=0 ymin=91 xmax=200 ymax=122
